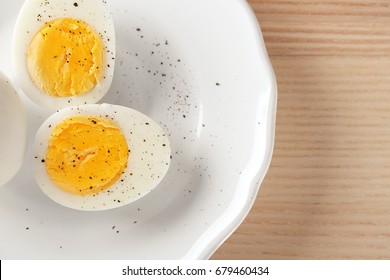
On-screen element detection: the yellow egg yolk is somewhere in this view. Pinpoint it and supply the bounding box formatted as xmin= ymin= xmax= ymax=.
xmin=45 ymin=115 xmax=129 ymax=196
xmin=27 ymin=18 xmax=104 ymax=97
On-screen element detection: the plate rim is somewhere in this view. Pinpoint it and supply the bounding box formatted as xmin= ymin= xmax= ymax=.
xmin=182 ymin=0 xmax=277 ymax=259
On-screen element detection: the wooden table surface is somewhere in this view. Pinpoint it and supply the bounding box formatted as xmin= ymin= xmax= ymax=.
xmin=212 ymin=0 xmax=390 ymax=260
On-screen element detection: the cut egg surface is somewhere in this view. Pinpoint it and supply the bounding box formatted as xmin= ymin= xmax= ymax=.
xmin=0 ymin=71 xmax=27 ymax=188
xmin=34 ymin=104 xmax=171 ymax=211
xmin=12 ymin=0 xmax=115 ymax=109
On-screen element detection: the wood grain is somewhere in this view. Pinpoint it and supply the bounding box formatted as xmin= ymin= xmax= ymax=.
xmin=211 ymin=0 xmax=390 ymax=259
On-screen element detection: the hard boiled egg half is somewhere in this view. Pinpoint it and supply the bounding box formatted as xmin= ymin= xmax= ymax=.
xmin=34 ymin=104 xmax=171 ymax=211
xmin=13 ymin=0 xmax=115 ymax=109
xmin=0 ymin=71 xmax=27 ymax=188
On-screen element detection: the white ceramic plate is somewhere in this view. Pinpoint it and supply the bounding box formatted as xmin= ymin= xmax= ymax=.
xmin=0 ymin=0 xmax=276 ymax=259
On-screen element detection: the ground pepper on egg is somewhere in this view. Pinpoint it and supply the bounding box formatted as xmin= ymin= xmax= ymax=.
xmin=45 ymin=115 xmax=129 ymax=195
xmin=27 ymin=17 xmax=104 ymax=97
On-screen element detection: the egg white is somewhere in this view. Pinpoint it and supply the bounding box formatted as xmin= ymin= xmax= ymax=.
xmin=0 ymin=71 xmax=27 ymax=188
xmin=34 ymin=104 xmax=171 ymax=211
xmin=12 ymin=0 xmax=115 ymax=110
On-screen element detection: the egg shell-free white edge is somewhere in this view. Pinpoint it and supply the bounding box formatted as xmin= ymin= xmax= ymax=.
xmin=34 ymin=104 xmax=171 ymax=211
xmin=12 ymin=0 xmax=116 ymax=110
xmin=0 ymin=71 xmax=27 ymax=188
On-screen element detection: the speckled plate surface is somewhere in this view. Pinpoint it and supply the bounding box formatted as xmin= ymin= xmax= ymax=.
xmin=0 ymin=0 xmax=276 ymax=259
